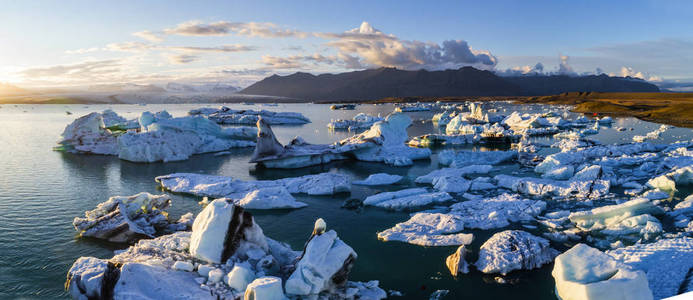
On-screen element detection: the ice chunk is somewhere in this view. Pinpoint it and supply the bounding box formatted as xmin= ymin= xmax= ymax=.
xmin=65 ymin=257 xmax=113 ymax=299
xmin=377 ymin=213 xmax=474 ymax=246
xmin=568 ymin=198 xmax=664 ymax=243
xmin=446 ymin=245 xmax=469 ymax=276
xmin=328 ymin=113 xmax=383 ymax=130
xmin=542 ymin=165 xmax=574 ymax=180
xmin=607 ymin=238 xmax=693 ymax=299
xmin=114 ymin=262 xmax=217 ymax=299
xmin=191 ymin=106 xmax=310 ymax=125
xmin=553 ymin=243 xmax=652 ymax=300
xmin=646 ymin=166 xmax=693 ymax=193
xmin=155 ymin=172 xmax=351 ymax=198
xmin=72 ymin=192 xmax=172 ymax=243
xmin=172 ymin=261 xmax=194 ymax=272
xmin=495 ymin=174 xmax=611 ymax=199
xmin=235 ymin=187 xmax=307 ymax=209
xmin=448 ymin=193 xmax=546 ymax=229
xmin=244 ymin=276 xmax=285 ymax=300
xmin=226 ymin=264 xmax=256 ymax=292
xmin=353 ymin=173 xmax=403 ymax=185
xmin=475 ymin=230 xmax=558 ymax=275
xmin=285 ymin=230 xmax=357 ymax=296
xmin=434 ymin=150 xmax=516 ymax=167
xmin=190 ymin=199 xmax=268 ymax=264
xmin=363 ymin=188 xmax=452 ymax=210
xmin=415 ymin=165 xmax=493 ymax=184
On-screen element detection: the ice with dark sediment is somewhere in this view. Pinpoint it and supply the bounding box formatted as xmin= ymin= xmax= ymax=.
xmin=494 ymin=174 xmax=611 ymax=199
xmin=56 ymin=110 xmax=257 ymax=162
xmin=72 ymin=192 xmax=191 ymax=243
xmin=189 ymin=106 xmax=311 ymax=125
xmin=475 ymin=230 xmax=559 ymax=275
xmin=250 ymin=112 xmax=430 ymax=168
xmin=66 ymin=200 xmax=386 ymax=299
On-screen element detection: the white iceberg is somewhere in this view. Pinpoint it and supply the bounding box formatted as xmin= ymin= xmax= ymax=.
xmin=244 ymin=276 xmax=285 ymax=300
xmin=155 ymin=172 xmax=350 ymax=198
xmin=475 ymin=230 xmax=558 ymax=275
xmin=568 ymin=198 xmax=664 ymax=244
xmin=607 ymin=237 xmax=693 ymax=300
xmin=495 ymin=174 xmax=611 ymax=199
xmin=328 ymin=113 xmax=383 ymax=131
xmin=353 ymin=173 xmax=403 ymax=185
xmin=190 ymin=106 xmax=310 ymax=125
xmin=57 ymin=110 xmax=257 ymax=162
xmin=363 ymin=188 xmax=452 ymax=210
xmin=552 ymin=243 xmax=652 ymax=300
xmin=436 ymin=150 xmax=516 ymax=167
xmin=377 ymin=212 xmax=474 ymax=246
xmin=285 ymin=230 xmax=357 ymax=296
xmin=445 ymin=245 xmax=469 ymax=276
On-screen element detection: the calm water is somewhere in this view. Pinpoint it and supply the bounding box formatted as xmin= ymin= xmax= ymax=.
xmin=0 ymin=102 xmax=691 ymax=299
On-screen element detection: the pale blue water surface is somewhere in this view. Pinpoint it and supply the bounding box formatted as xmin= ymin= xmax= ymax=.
xmin=0 ymin=102 xmax=691 ymax=299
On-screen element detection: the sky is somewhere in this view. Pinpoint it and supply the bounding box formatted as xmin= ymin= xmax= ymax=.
xmin=1 ymin=0 xmax=692 ymax=89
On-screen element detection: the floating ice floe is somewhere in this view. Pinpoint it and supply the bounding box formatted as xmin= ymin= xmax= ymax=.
xmin=475 ymin=230 xmax=558 ymax=275
xmin=327 ymin=113 xmax=383 ymax=131
xmin=363 ymin=188 xmax=452 ymax=210
xmin=395 ymin=102 xmax=432 ymax=112
xmin=607 ymin=237 xmax=693 ymax=299
xmin=377 ymin=193 xmax=546 ymax=246
xmin=567 ymin=198 xmax=664 ymax=247
xmin=189 ymin=106 xmax=310 ymax=125
xmin=353 ymin=173 xmax=403 ymax=185
xmin=66 ymin=200 xmax=386 ymax=299
xmin=495 ymin=174 xmax=611 ymax=199
xmin=633 ymin=125 xmax=672 ymax=143
xmin=415 ymin=164 xmax=493 ymax=186
xmin=250 ymin=112 xmax=430 ymax=168
xmin=156 ymin=172 xmax=349 ymax=209
xmin=553 ymin=243 xmax=653 ymax=300
xmin=437 ymin=150 xmax=516 ymax=167
xmin=646 ymin=165 xmax=693 ymax=193
xmin=377 ymin=212 xmax=474 ymax=246
xmin=72 ymin=192 xmax=190 ymax=243
xmin=56 ymin=110 xmax=257 ymax=162
xmin=668 ymin=195 xmax=693 ymax=229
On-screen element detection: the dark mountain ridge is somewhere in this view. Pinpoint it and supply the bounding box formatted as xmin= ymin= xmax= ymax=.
xmin=240 ymin=67 xmax=659 ymax=101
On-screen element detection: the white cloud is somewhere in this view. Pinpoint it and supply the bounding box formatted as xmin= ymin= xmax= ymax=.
xmin=133 ymin=30 xmax=164 ymax=43
xmin=169 ymin=44 xmax=257 ymax=53
xmin=164 ymin=21 xmax=308 ymax=38
xmin=319 ymin=22 xmax=496 ymax=70
xmin=18 ymin=59 xmax=122 ymax=78
xmin=166 ymin=54 xmax=199 ymax=64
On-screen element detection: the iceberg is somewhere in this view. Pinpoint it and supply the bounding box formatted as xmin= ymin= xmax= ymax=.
xmin=475 ymin=230 xmax=558 ymax=275
xmin=552 ymin=243 xmax=653 ymax=300
xmin=415 ymin=165 xmax=493 ymax=184
xmin=646 ymin=166 xmax=693 ymax=193
xmin=327 ymin=113 xmax=383 ymax=131
xmin=284 ymin=230 xmax=357 ymax=296
xmin=445 ymin=245 xmax=469 ymax=276
xmin=495 ymin=174 xmax=611 ymax=199
xmin=568 ymin=198 xmax=664 ymax=243
xmin=72 ymin=192 xmax=180 ymax=243
xmin=57 ymin=110 xmax=257 ymax=162
xmin=363 ymin=188 xmax=452 ymax=210
xmin=607 ymin=238 xmax=693 ymax=299
xmin=447 ymin=193 xmax=547 ymax=230
xmin=189 ymin=106 xmax=310 ymax=125
xmin=244 ymin=277 xmax=285 ymax=300
xmin=155 ymin=172 xmax=350 ymax=198
xmin=436 ymin=150 xmax=516 ymax=167
xmin=250 ymin=112 xmax=430 ymax=168
xmin=377 ymin=212 xmax=474 ymax=246
xmin=353 ymin=173 xmax=403 ymax=185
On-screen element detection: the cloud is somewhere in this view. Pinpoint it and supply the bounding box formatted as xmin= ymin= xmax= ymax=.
xmin=18 ymin=59 xmax=122 ymax=78
xmin=167 ymin=54 xmax=199 ymax=64
xmin=169 ymin=44 xmax=257 ymax=53
xmin=105 ymin=41 xmax=155 ymax=52
xmin=220 ymin=69 xmax=271 ymax=76
xmin=558 ymin=55 xmax=576 ymax=75
xmin=64 ymin=47 xmax=101 ymax=54
xmin=164 ymin=21 xmax=308 ymax=38
xmin=133 ymin=30 xmax=164 ymax=43
xmin=495 ymin=62 xmax=545 ymax=76
xmin=320 ymin=22 xmax=496 ymax=70
xmin=610 ymin=66 xmax=661 ymax=82
xmin=261 ymin=54 xmax=339 ymax=69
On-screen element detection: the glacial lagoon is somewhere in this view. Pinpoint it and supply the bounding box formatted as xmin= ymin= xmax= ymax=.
xmin=1 ymin=102 xmax=692 ymax=299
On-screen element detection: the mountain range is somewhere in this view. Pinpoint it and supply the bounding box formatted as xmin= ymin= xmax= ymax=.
xmin=240 ymin=67 xmax=660 ymax=101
